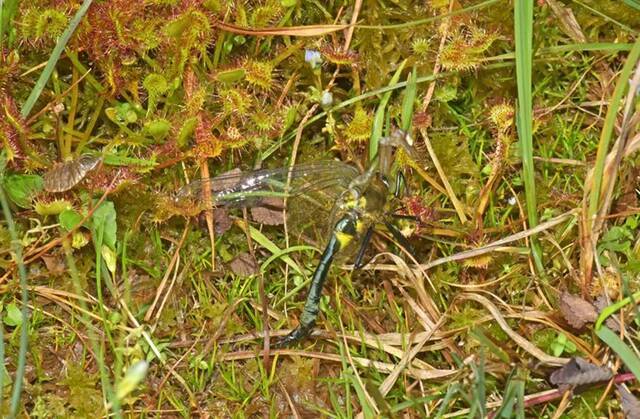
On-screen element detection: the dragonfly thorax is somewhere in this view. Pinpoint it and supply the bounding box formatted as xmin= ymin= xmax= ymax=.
xmin=331 ymin=172 xmax=389 ymax=232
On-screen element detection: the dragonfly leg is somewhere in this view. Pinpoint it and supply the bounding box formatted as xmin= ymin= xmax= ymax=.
xmin=384 ymin=220 xmax=417 ymax=259
xmin=353 ymin=226 xmax=374 ymax=270
xmin=394 ymin=171 xmax=407 ymax=199
xmin=390 ymin=213 xmax=419 ymax=222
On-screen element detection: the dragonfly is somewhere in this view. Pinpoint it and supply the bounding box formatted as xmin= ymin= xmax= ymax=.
xmin=173 ymin=130 xmax=418 ymax=346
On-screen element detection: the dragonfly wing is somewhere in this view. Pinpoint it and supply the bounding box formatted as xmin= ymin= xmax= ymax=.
xmin=173 ymin=161 xmax=359 ymax=210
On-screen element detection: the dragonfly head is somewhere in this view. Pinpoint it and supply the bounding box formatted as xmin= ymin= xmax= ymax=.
xmin=378 ymin=129 xmax=416 ymax=177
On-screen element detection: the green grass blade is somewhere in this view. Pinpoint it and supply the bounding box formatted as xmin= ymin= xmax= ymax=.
xmin=356 ymin=0 xmax=501 ymax=30
xmin=90 ymin=226 xmax=122 ymax=417
xmin=595 ymin=289 xmax=640 ymax=329
xmin=260 ymin=245 xmax=319 ymax=273
xmin=370 ymin=59 xmax=407 ymax=161
xmin=587 ymin=39 xmax=640 ymax=220
xmin=514 ymin=0 xmax=544 ymax=273
xmin=573 ymin=0 xmax=636 ymax=33
xmin=624 ymin=0 xmax=640 ymax=11
xmin=0 ymin=168 xmax=29 ymax=418
xmin=400 ymin=67 xmax=417 ymax=131
xmin=247 ymin=225 xmax=305 ymax=276
xmin=0 ymin=322 xmax=4 ymax=413
xmin=0 ymin=0 xmax=4 ymax=52
xmin=0 ymin=0 xmax=19 ymax=51
xmin=597 ymin=326 xmax=640 ymax=380
xmin=20 ymin=0 xmax=94 ymax=118
xmin=434 ymin=383 xmax=459 ymax=418
xmin=62 ymin=239 xmax=119 ymax=417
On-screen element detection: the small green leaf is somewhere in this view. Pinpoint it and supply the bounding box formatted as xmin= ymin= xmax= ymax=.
xmin=105 ymin=102 xmax=139 ymax=126
xmin=177 ymin=117 xmax=198 ymax=149
xmin=293 ymin=275 xmax=304 ymax=288
xmin=4 ymin=302 xmax=22 ymax=327
xmin=145 ymin=119 xmax=171 ymax=142
xmin=282 ymin=105 xmax=298 ymax=132
xmin=281 ymin=0 xmax=297 ymax=7
xmin=101 ymin=244 xmax=117 ymax=273
xmin=91 ymin=201 xmax=117 ymax=250
xmin=165 ymin=14 xmax=190 ymax=37
xmin=2 ymin=174 xmax=44 ymax=208
xmin=214 ymin=68 xmax=246 ymax=84
xmin=115 ymin=360 xmax=148 ymax=401
xmin=35 ymin=199 xmax=72 ymax=215
xmin=59 ymin=209 xmax=84 ymax=231
xmin=143 ymin=74 xmax=168 ymax=96
xmin=71 ymin=231 xmax=89 ymax=249
xmin=550 ymin=341 xmax=563 ymax=357
xmin=319 ymin=295 xmax=330 ymax=313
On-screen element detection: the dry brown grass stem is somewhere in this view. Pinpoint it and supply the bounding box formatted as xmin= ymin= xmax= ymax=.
xmin=144 ymin=221 xmax=190 ymax=322
xmin=355 ymin=208 xmax=579 ymax=275
xmin=457 ymin=293 xmax=569 ymax=366
xmin=220 ymin=349 xmax=457 ymax=381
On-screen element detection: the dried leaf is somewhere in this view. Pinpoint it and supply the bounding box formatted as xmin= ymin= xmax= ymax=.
xmin=617 ymin=384 xmax=640 ymax=419
xmin=229 ymin=253 xmax=259 ymax=277
xmin=213 ymin=208 xmax=233 ymax=235
xmin=251 ymin=196 xmax=285 ymax=225
xmin=550 ymin=357 xmax=612 ymax=387
xmin=559 ymin=292 xmax=597 ymax=329
xmin=42 ymin=253 xmax=66 ymax=276
xmin=197 ymin=208 xmax=233 ymax=235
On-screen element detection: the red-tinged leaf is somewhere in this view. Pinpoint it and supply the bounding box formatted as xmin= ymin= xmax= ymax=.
xmin=549 ymin=357 xmax=612 ymax=387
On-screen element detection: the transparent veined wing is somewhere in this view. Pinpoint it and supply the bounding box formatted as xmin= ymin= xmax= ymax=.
xmin=44 ymin=154 xmax=103 ymax=192
xmin=173 ymin=161 xmax=359 ymax=212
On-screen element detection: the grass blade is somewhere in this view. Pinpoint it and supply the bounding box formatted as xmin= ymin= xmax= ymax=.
xmin=597 ymin=326 xmax=640 ymax=380
xmin=587 ymin=39 xmax=640 ymax=217
xmin=370 ymin=60 xmax=407 ymax=161
xmin=514 ymin=0 xmax=544 ymax=273
xmin=0 ymin=0 xmax=19 ymax=51
xmin=595 ymin=289 xmax=640 ymax=329
xmin=624 ymin=0 xmax=640 ymax=11
xmin=400 ymin=67 xmax=417 ymax=131
xmin=20 ymin=0 xmax=94 ymax=118
xmin=582 ymin=38 xmax=640 ymax=282
xmin=0 ymin=155 xmax=29 ymax=417
xmin=244 ymin=223 xmax=305 ymax=276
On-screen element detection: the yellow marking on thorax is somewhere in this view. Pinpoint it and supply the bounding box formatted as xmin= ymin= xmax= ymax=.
xmin=335 ymin=231 xmax=354 ymax=248
xmin=344 ymin=196 xmax=367 ymax=209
